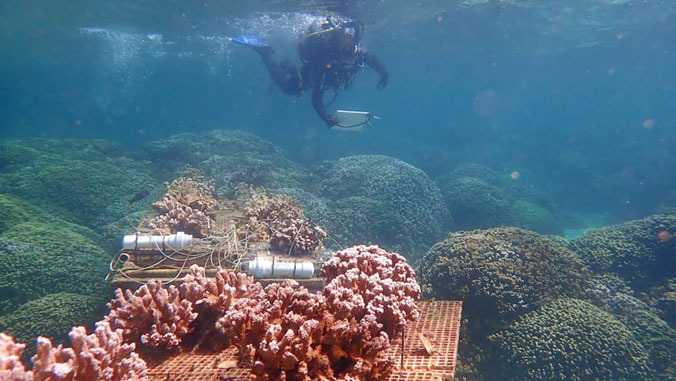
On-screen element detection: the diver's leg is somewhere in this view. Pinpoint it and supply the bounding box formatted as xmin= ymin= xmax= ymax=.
xmin=254 ymin=49 xmax=299 ymax=95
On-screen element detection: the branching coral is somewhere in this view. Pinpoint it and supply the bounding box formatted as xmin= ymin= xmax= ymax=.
xmin=0 ymin=322 xmax=148 ymax=381
xmin=242 ymin=190 xmax=325 ymax=256
xmin=105 ymin=281 xmax=197 ymax=349
xmin=2 ymin=246 xmax=418 ymax=380
xmin=322 ymin=245 xmax=421 ymax=338
xmin=149 ymin=176 xmax=216 ymax=238
xmin=0 ymin=333 xmax=31 ymax=381
xmin=270 ymin=217 xmax=326 ymax=255
xmin=216 ymin=245 xmax=420 ymax=380
xmin=31 ymin=321 xmax=148 ymax=381
xmin=180 ymin=265 xmax=264 ymax=314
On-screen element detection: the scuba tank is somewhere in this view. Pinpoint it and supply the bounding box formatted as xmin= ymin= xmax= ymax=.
xmin=298 ymin=17 xmax=364 ymax=65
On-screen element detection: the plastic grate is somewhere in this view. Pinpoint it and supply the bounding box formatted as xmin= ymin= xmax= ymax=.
xmin=147 ymin=347 xmax=250 ymax=380
xmin=146 ymin=301 xmax=462 ymax=380
xmin=387 ymin=300 xmax=462 ymax=377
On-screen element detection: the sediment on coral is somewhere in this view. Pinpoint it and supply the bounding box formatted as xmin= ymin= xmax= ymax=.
xmin=420 ymin=227 xmax=591 ymax=337
xmin=488 ymin=298 xmax=655 ymax=381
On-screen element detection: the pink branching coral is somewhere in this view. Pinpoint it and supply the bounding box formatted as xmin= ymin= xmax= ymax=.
xmin=180 ymin=264 xmax=264 ymax=314
xmin=149 ymin=176 xmax=216 ymax=237
xmin=216 ymin=280 xmax=328 ymax=379
xmin=0 ymin=322 xmax=147 ymax=381
xmin=106 ymin=280 xmax=197 ymax=349
xmin=31 ymin=321 xmax=148 ymax=381
xmin=216 ymin=245 xmax=420 ymax=380
xmin=322 ymin=245 xmax=421 ymax=338
xmin=0 ymin=246 xmax=418 ymax=380
xmin=242 ymin=190 xmax=325 ymax=256
xmin=0 ymin=333 xmax=32 ymax=381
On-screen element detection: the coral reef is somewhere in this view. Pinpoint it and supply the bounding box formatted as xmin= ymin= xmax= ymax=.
xmin=1 ymin=246 xmax=418 ymax=380
xmin=420 ymin=227 xmax=590 ymax=336
xmin=325 ymin=196 xmax=408 ymax=251
xmin=105 ymin=281 xmax=196 ymax=349
xmin=242 ymin=190 xmax=325 ymax=255
xmin=180 ymin=265 xmax=264 ymax=314
xmin=0 ymin=292 xmax=105 ymax=361
xmin=0 ymin=139 xmax=161 ymax=252
xmin=0 ymin=221 xmax=110 ymax=315
xmin=272 ymin=188 xmax=332 ymax=227
xmin=149 ymin=175 xmax=216 ymax=238
xmin=488 ymin=298 xmax=654 ymax=380
xmin=0 ymin=155 xmax=157 ymax=231
xmin=435 ymin=176 xmax=514 ymax=230
xmin=140 ymin=130 xmax=306 ymax=196
xmin=568 ymin=212 xmax=676 ymax=292
xmin=31 ymin=321 xmax=147 ymax=381
xmin=311 ymin=155 xmax=450 ymax=258
xmin=510 ymin=199 xmax=561 ymax=235
xmin=587 ymin=278 xmax=676 ymax=377
xmin=217 ymin=245 xmax=420 ymax=380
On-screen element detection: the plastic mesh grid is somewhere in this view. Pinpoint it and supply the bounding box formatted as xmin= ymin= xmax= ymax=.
xmin=147 ymin=347 xmax=249 ymax=380
xmin=387 ymin=300 xmax=462 ymax=377
xmin=389 ymin=371 xmax=453 ymax=381
xmin=146 ymin=301 xmax=462 ymax=380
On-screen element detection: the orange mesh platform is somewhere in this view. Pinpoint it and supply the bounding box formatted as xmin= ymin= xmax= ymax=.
xmin=146 ymin=300 xmax=462 ymax=381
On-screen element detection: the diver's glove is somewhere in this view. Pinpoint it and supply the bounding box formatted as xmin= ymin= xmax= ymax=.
xmin=325 ymin=114 xmax=338 ymax=127
xmin=377 ymin=74 xmax=388 ymax=89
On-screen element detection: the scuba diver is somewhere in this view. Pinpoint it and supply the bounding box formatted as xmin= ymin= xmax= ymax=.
xmin=234 ymin=18 xmax=388 ymax=127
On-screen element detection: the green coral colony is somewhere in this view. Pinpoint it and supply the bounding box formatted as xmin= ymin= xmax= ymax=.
xmin=0 ymin=131 xmax=674 ymax=380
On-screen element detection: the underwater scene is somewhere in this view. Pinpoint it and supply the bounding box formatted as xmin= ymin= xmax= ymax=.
xmin=0 ymin=0 xmax=675 ymax=380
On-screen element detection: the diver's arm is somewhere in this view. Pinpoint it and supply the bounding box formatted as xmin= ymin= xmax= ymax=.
xmin=312 ymin=81 xmax=337 ymax=126
xmin=362 ymin=51 xmax=389 ymax=88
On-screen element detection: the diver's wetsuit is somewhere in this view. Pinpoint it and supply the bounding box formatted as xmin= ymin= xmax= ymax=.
xmin=252 ymin=20 xmax=388 ymax=126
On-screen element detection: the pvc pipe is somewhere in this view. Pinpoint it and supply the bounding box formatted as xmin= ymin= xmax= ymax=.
xmin=247 ymin=258 xmax=314 ymax=279
xmin=122 ymin=232 xmax=193 ymax=250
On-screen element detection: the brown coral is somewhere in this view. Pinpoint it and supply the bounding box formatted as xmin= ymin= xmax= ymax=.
xmin=270 ymin=217 xmax=326 ymax=255
xmin=242 ymin=190 xmax=325 ymax=256
xmin=149 ymin=176 xmax=216 ymax=237
xmin=105 ymin=281 xmax=197 ymax=349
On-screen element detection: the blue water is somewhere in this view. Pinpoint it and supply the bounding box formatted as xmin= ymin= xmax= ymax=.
xmin=2 ymin=0 xmax=674 ymax=223
xmin=1 ymin=1 xmax=675 ymax=378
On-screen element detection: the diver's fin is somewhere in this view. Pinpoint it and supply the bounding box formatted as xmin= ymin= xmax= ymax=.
xmin=229 ymin=34 xmax=269 ymax=48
